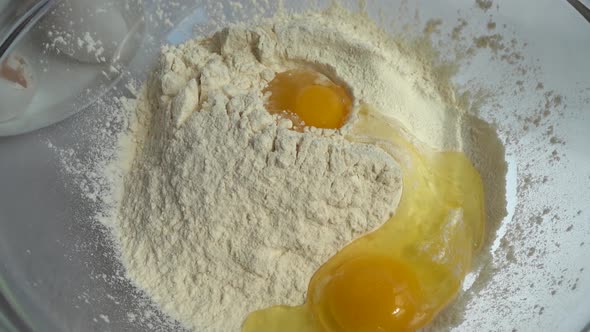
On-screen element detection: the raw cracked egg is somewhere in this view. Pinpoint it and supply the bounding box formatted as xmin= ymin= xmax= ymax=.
xmin=245 ymin=70 xmax=486 ymax=332
xmin=263 ymin=69 xmax=352 ymax=130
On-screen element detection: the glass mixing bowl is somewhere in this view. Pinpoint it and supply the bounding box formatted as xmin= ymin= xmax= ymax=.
xmin=0 ymin=0 xmax=144 ymax=136
xmin=0 ymin=0 xmax=589 ymax=331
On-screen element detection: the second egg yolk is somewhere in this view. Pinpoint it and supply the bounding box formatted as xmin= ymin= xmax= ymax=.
xmin=309 ymin=256 xmax=424 ymax=332
xmin=264 ymin=69 xmax=352 ymax=130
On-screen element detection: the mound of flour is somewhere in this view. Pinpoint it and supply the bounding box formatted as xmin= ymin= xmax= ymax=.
xmin=110 ymin=6 xmax=508 ymax=331
xmin=115 ymin=11 xmax=408 ymax=332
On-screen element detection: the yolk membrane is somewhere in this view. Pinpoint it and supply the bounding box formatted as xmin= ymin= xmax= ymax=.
xmin=244 ymin=72 xmax=485 ymax=332
xmin=263 ymin=69 xmax=352 ymax=130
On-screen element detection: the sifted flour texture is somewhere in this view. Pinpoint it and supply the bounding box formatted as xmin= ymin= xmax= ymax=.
xmin=113 ymin=7 xmax=507 ymax=332
xmin=117 ymin=10 xmax=405 ymax=332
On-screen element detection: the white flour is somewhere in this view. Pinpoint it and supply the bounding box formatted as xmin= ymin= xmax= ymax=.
xmin=113 ymin=7 xmax=506 ymax=332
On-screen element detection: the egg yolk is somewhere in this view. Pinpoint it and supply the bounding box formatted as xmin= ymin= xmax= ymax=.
xmin=243 ymin=83 xmax=485 ymax=332
xmin=309 ymin=256 xmax=423 ymax=332
xmin=263 ymin=69 xmax=352 ymax=130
